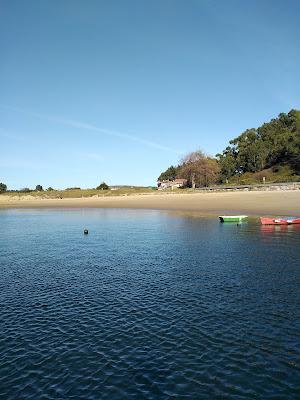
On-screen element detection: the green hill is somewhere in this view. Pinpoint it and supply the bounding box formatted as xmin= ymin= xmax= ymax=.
xmin=216 ymin=109 xmax=300 ymax=182
xmin=159 ymin=109 xmax=300 ymax=186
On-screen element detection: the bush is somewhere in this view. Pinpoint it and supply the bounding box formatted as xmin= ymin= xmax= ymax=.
xmin=65 ymin=187 xmax=81 ymax=191
xmin=35 ymin=185 xmax=43 ymax=191
xmin=47 ymin=187 xmax=54 ymax=191
xmin=0 ymin=183 xmax=7 ymax=193
xmin=20 ymin=188 xmax=31 ymax=193
xmin=96 ymin=182 xmax=109 ymax=190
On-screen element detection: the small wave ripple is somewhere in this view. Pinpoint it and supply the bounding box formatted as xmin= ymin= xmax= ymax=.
xmin=0 ymin=210 xmax=300 ymax=399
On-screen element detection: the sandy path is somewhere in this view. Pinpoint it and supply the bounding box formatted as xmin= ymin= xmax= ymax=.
xmin=1 ymin=191 xmax=300 ymax=216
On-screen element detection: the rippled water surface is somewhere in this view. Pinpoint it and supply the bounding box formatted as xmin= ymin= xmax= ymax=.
xmin=1 ymin=209 xmax=300 ymax=399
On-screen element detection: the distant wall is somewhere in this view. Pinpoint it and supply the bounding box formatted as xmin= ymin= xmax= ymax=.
xmin=197 ymin=182 xmax=300 ymax=192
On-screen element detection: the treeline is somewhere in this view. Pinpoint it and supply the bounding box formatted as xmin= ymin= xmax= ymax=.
xmin=159 ymin=109 xmax=300 ymax=187
xmin=0 ymin=182 xmax=110 ymax=193
xmin=0 ymin=184 xmax=53 ymax=193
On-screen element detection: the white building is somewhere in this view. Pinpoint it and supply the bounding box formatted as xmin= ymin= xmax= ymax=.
xmin=157 ymin=178 xmax=187 ymax=190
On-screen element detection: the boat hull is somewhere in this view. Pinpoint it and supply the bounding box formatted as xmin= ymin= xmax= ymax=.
xmin=219 ymin=216 xmax=248 ymax=222
xmin=260 ymin=217 xmax=300 ymax=225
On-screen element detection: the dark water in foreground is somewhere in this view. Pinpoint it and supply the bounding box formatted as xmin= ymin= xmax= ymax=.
xmin=0 ymin=209 xmax=300 ymax=399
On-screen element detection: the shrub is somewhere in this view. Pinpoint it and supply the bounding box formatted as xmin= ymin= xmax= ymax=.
xmin=96 ymin=182 xmax=109 ymax=190
xmin=0 ymin=183 xmax=7 ymax=193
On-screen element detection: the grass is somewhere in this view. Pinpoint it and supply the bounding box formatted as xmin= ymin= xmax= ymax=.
xmin=3 ymin=186 xmax=158 ymax=198
xmin=226 ymin=165 xmax=300 ymax=185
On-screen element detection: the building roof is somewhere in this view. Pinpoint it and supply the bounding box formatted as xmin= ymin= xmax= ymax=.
xmin=157 ymin=178 xmax=187 ymax=183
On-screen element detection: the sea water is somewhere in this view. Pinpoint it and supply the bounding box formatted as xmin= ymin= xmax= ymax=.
xmin=0 ymin=209 xmax=299 ymax=399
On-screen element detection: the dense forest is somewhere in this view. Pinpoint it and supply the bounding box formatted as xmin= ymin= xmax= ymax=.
xmin=158 ymin=109 xmax=300 ymax=187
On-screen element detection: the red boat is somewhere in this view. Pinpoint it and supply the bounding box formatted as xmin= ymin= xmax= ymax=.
xmin=260 ymin=216 xmax=300 ymax=225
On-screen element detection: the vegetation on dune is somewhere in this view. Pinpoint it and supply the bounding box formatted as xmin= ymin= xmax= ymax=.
xmin=159 ymin=109 xmax=300 ymax=187
xmin=2 ymin=187 xmax=157 ymax=198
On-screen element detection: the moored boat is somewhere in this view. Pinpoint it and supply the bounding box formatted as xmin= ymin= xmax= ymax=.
xmin=260 ymin=216 xmax=300 ymax=225
xmin=219 ymin=215 xmax=248 ymax=222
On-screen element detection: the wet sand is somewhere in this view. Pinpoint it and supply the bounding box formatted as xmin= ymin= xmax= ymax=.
xmin=1 ymin=191 xmax=300 ymax=216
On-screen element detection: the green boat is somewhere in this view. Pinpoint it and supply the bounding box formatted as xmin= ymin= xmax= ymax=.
xmin=219 ymin=215 xmax=248 ymax=222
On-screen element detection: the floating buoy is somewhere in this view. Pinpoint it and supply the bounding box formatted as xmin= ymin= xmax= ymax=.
xmin=84 ymin=229 xmax=89 ymax=235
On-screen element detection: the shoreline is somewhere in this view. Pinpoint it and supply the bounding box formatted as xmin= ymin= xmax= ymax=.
xmin=1 ymin=191 xmax=300 ymax=216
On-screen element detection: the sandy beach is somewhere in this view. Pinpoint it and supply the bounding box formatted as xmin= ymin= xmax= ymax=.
xmin=1 ymin=190 xmax=300 ymax=216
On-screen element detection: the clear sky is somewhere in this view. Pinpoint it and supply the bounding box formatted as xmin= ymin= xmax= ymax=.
xmin=1 ymin=0 xmax=300 ymax=189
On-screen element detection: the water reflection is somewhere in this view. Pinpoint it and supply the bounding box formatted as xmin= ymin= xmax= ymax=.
xmin=260 ymin=224 xmax=300 ymax=233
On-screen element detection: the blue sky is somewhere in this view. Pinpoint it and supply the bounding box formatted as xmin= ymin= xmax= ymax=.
xmin=1 ymin=0 xmax=300 ymax=189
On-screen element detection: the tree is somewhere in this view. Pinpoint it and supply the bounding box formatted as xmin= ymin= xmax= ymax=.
xmin=96 ymin=182 xmax=109 ymax=190
xmin=0 ymin=183 xmax=7 ymax=193
xmin=179 ymin=150 xmax=205 ymax=188
xmin=47 ymin=187 xmax=54 ymax=191
xmin=35 ymin=185 xmax=43 ymax=191
xmin=178 ymin=150 xmax=220 ymax=187
xmin=217 ymin=109 xmax=300 ymax=176
xmin=216 ymin=146 xmax=237 ymax=182
xmin=158 ymin=165 xmax=179 ymax=181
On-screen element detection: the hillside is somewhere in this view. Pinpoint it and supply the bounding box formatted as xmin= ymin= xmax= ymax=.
xmin=217 ymin=109 xmax=300 ymax=182
xmin=159 ymin=109 xmax=300 ymax=186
